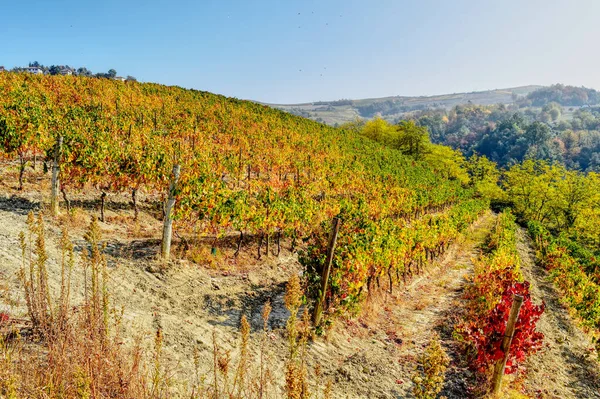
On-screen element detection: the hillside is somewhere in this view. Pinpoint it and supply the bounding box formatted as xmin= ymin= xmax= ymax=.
xmin=1 ymin=73 xmax=599 ymax=398
xmin=270 ymin=85 xmax=542 ymax=125
xmin=0 ymin=72 xmax=482 ymax=397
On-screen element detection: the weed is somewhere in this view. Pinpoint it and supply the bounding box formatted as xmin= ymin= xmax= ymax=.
xmin=412 ymin=334 xmax=450 ymax=399
xmin=4 ymin=213 xmax=151 ymax=398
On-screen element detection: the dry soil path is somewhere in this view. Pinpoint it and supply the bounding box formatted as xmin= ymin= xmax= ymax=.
xmin=327 ymin=211 xmax=497 ymax=398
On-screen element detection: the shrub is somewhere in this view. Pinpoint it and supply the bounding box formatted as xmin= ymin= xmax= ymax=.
xmin=412 ymin=334 xmax=450 ymax=399
xmin=465 ymin=282 xmax=544 ymax=375
xmin=459 ymin=211 xmax=544 ymax=391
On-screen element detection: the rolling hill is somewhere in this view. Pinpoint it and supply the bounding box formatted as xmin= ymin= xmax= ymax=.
xmin=269 ymin=85 xmax=543 ymax=125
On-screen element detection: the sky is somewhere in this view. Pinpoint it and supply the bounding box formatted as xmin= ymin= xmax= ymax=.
xmin=2 ymin=0 xmax=600 ymax=104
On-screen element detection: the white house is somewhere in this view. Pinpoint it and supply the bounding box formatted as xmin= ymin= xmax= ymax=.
xmin=113 ymin=76 xmax=126 ymax=82
xmin=59 ymin=68 xmax=74 ymax=76
xmin=25 ymin=66 xmax=44 ymax=75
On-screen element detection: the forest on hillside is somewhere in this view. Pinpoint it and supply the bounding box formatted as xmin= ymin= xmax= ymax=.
xmin=409 ymin=85 xmax=600 ymax=170
xmin=516 ymin=84 xmax=600 ymax=107
xmin=413 ymin=105 xmax=600 ymax=170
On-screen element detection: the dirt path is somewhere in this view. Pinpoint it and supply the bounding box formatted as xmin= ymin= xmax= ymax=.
xmin=517 ymin=228 xmax=600 ymax=399
xmin=395 ymin=212 xmax=497 ymax=398
xmin=317 ymin=211 xmax=496 ymax=398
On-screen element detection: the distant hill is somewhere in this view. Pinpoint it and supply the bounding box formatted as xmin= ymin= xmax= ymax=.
xmin=517 ymin=84 xmax=600 ymax=107
xmin=269 ymin=86 xmax=544 ymax=125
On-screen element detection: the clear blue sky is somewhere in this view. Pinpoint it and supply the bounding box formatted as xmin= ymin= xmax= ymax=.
xmin=2 ymin=0 xmax=599 ymax=103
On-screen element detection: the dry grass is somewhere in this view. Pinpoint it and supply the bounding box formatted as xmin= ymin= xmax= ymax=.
xmin=57 ymin=207 xmax=90 ymax=230
xmin=128 ymin=220 xmax=156 ymax=239
xmin=2 ymin=213 xmax=149 ymax=398
xmin=413 ymin=298 xmax=431 ymax=311
xmin=185 ymin=245 xmax=226 ymax=270
xmin=0 ymin=212 xmax=333 ymax=398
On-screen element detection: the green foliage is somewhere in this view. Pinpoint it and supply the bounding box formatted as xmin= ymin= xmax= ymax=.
xmin=413 ymin=101 xmax=600 ymax=171
xmin=0 ymin=72 xmax=478 ymax=249
xmin=393 ymin=120 xmax=431 ymax=160
xmin=425 ymin=144 xmax=470 ymax=185
xmin=503 ymin=160 xmax=600 ymax=246
xmin=519 ymin=84 xmax=600 ymax=107
xmin=0 ymin=72 xmax=491 ymax=329
xmin=541 ymin=102 xmax=561 ymax=122
xmin=338 ymin=118 xmax=365 ymax=134
xmin=360 ymin=118 xmax=432 ymax=160
xmin=361 ymin=116 xmax=396 ymax=143
xmin=358 ymin=117 xmax=473 ymax=185
xmin=301 ymin=198 xmax=489 ymax=319
xmin=466 ymin=154 xmax=504 ymax=200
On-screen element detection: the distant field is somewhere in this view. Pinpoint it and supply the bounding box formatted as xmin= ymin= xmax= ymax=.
xmin=269 ymin=85 xmax=543 ymax=125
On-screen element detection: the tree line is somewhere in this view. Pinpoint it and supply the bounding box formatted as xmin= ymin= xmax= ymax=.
xmin=413 ymin=103 xmax=600 ymax=171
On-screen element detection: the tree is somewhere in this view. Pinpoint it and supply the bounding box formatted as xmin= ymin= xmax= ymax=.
xmin=393 ymin=120 xmax=430 ymax=160
xmin=77 ymin=67 xmax=93 ymax=77
xmin=425 ymin=144 xmax=470 ymax=185
xmin=504 ymin=160 xmax=561 ymax=223
xmin=361 ymin=116 xmax=394 ymax=143
xmin=126 ymin=75 xmax=137 ymax=82
xmin=48 ymin=65 xmax=61 ymax=76
xmin=466 ymin=154 xmax=504 ymax=200
xmin=525 ymin=122 xmax=551 ymax=146
xmin=339 ymin=117 xmax=365 ymax=134
xmin=417 ymin=112 xmax=446 ymax=142
xmin=542 ymin=102 xmax=562 ymax=122
xmin=551 ymin=170 xmax=593 ymax=229
xmin=107 ymin=69 xmax=117 ymax=78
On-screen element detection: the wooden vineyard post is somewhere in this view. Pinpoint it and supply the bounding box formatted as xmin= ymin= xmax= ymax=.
xmin=100 ymin=192 xmax=107 ymax=222
xmin=313 ymin=217 xmax=341 ymax=326
xmin=491 ymin=294 xmax=524 ymax=395
xmin=161 ymin=164 xmax=181 ymax=261
xmin=50 ymin=136 xmax=63 ymax=216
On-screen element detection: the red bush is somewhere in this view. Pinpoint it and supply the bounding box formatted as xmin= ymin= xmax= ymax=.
xmin=466 ymin=282 xmax=545 ymax=374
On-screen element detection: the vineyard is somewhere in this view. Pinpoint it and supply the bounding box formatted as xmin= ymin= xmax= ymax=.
xmin=0 ymin=72 xmax=599 ymax=398
xmin=528 ymin=222 xmax=600 ymax=346
xmin=0 ymin=73 xmax=484 ymax=320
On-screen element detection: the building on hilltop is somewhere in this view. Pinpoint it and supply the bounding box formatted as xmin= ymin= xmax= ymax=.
xmin=24 ymin=66 xmax=44 ymax=75
xmin=59 ymin=67 xmax=74 ymax=76
xmin=113 ymin=76 xmax=126 ymax=82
